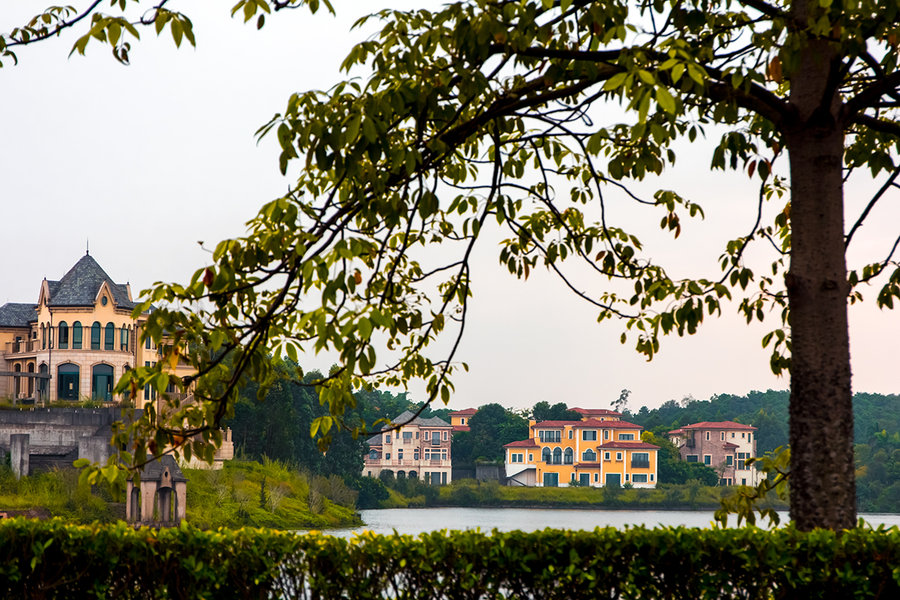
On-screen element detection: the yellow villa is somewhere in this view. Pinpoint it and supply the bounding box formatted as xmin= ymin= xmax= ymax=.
xmin=0 ymin=253 xmax=181 ymax=406
xmin=504 ymin=409 xmax=659 ymax=488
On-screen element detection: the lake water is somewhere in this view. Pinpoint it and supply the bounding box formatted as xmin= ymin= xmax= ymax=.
xmin=317 ymin=507 xmax=900 ymax=537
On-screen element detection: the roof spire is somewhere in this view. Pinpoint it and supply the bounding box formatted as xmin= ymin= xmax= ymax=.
xmin=86 ymin=239 xmax=90 ymax=256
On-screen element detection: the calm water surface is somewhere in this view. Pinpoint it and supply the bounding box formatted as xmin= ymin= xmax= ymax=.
xmin=319 ymin=507 xmax=900 ymax=537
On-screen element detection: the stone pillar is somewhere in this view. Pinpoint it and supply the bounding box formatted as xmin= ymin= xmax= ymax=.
xmin=175 ymin=481 xmax=187 ymax=523
xmin=10 ymin=434 xmax=30 ymax=479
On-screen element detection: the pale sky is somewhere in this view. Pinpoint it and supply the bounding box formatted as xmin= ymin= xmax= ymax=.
xmin=2 ymin=2 xmax=897 ymax=413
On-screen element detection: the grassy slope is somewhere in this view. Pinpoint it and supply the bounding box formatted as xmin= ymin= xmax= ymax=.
xmin=0 ymin=460 xmax=362 ymax=529
xmin=185 ymin=459 xmax=362 ymax=530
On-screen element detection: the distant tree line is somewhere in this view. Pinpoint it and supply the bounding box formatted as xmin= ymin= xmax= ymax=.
xmin=626 ymin=390 xmax=900 ymax=510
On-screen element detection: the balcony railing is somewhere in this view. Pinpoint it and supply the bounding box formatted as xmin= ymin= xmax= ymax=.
xmin=4 ymin=340 xmax=39 ymax=355
xmin=365 ymin=458 xmax=449 ymax=467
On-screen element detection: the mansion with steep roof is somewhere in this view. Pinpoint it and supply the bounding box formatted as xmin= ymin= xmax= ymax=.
xmin=0 ymin=254 xmax=163 ymax=404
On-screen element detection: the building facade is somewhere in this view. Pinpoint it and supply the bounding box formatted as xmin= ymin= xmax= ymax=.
xmin=504 ymin=412 xmax=659 ymax=488
xmin=667 ymin=421 xmax=761 ymax=486
xmin=363 ymin=411 xmax=453 ymax=484
xmin=0 ymin=253 xmax=168 ymax=405
xmin=450 ymin=407 xmax=477 ymax=433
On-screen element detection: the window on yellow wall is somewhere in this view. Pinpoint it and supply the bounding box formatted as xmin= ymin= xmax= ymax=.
xmin=104 ymin=323 xmax=115 ymax=350
xmin=631 ymin=452 xmax=650 ymax=468
xmin=91 ymin=322 xmax=101 ymax=350
xmin=58 ymin=322 xmax=69 ymax=349
xmin=72 ymin=322 xmax=82 ymax=349
xmin=618 ymin=433 xmax=634 ymax=441
xmin=564 ymin=448 xmax=574 ymax=464
xmin=582 ymin=430 xmax=597 ymax=441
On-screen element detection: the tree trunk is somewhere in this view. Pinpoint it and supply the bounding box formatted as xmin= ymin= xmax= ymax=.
xmin=785 ymin=7 xmax=855 ymax=530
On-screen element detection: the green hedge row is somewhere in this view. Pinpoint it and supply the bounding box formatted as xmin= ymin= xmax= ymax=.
xmin=0 ymin=518 xmax=898 ymax=599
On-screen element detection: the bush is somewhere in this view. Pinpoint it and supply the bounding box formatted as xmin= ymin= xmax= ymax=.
xmin=0 ymin=521 xmax=898 ymax=599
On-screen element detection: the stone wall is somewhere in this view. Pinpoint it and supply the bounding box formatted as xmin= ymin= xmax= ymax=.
xmin=0 ymin=407 xmax=123 ymax=475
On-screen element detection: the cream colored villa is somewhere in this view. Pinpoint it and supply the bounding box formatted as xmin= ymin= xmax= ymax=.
xmin=0 ymin=253 xmax=164 ymax=405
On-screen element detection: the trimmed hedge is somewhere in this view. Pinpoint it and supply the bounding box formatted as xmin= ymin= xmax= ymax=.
xmin=0 ymin=518 xmax=898 ymax=599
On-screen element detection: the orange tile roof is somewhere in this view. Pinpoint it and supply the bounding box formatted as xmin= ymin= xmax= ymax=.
xmin=503 ymin=439 xmax=539 ymax=448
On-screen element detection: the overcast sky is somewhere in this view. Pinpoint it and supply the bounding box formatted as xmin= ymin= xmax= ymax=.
xmin=2 ymin=2 xmax=898 ymax=414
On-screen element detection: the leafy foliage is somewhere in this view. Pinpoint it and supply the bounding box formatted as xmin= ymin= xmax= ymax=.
xmin=532 ymin=401 xmax=582 ymax=422
xmin=228 ymin=366 xmax=364 ymax=480
xmin=8 ymin=0 xmax=900 ymax=530
xmin=454 ymin=403 xmax=529 ymax=465
xmin=1 ymin=520 xmax=899 ymax=598
xmin=641 ymin=431 xmax=719 ymax=486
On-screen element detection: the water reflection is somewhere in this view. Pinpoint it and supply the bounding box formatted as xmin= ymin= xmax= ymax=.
xmin=311 ymin=507 xmax=900 ymax=537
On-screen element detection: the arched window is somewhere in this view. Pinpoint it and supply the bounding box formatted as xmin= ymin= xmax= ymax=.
xmin=582 ymin=449 xmax=597 ymax=462
xmin=91 ymin=322 xmax=101 ymax=350
xmin=542 ymin=448 xmax=551 ymax=463
xmin=104 ymin=323 xmax=115 ymax=350
xmin=120 ymin=327 xmax=129 ymax=351
xmin=564 ymin=448 xmax=574 ymax=464
xmin=41 ymin=324 xmax=46 ymax=349
xmin=26 ymin=363 xmax=34 ymax=397
xmin=58 ymin=321 xmax=69 ymax=349
xmin=552 ymin=447 xmax=562 ymax=465
xmin=58 ymin=363 xmax=80 ymax=401
xmin=72 ymin=321 xmax=83 ymax=349
xmin=92 ymin=364 xmax=114 ymax=401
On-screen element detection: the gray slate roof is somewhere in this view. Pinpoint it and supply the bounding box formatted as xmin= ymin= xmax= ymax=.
xmin=0 ymin=303 xmax=38 ymax=327
xmin=366 ymin=410 xmax=451 ymax=445
xmin=140 ymin=454 xmax=187 ymax=482
xmin=47 ymin=254 xmax=135 ymax=309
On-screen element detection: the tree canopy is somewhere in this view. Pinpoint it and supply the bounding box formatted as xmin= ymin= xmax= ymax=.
xmin=7 ymin=0 xmax=900 ymax=530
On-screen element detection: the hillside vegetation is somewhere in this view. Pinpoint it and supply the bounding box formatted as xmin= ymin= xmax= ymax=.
xmin=626 ymin=390 xmax=900 ymax=512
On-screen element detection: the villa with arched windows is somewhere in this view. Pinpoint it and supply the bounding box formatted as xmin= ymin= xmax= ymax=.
xmin=0 ymin=253 xmax=162 ymax=405
xmin=503 ymin=407 xmax=660 ymax=488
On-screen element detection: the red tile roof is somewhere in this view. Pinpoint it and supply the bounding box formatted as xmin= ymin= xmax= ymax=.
xmin=598 ymin=441 xmax=660 ymax=450
xmin=668 ymin=421 xmax=756 ymax=435
xmin=571 ymin=407 xmax=623 ymax=417
xmin=450 ymin=408 xmax=478 ymax=416
xmin=531 ymin=419 xmax=643 ymax=430
xmin=452 ymin=425 xmax=470 ymax=433
xmin=503 ymin=439 xmax=539 ymax=448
